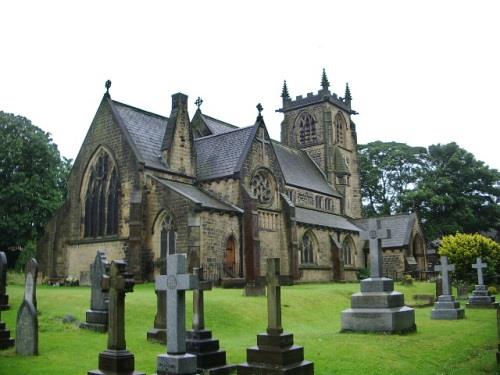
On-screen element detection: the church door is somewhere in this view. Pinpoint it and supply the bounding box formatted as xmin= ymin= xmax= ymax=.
xmin=224 ymin=236 xmax=236 ymax=277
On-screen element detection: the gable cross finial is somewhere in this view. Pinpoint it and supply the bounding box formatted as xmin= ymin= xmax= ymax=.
xmin=105 ymin=80 xmax=112 ymax=96
xmin=256 ymin=103 xmax=263 ymax=117
xmin=195 ymin=97 xmax=203 ymax=110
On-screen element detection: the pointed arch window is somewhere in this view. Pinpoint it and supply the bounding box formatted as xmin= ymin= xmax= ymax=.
xmin=296 ymin=112 xmax=317 ymax=145
xmin=83 ymin=149 xmax=120 ymax=238
xmin=301 ymin=231 xmax=316 ymax=264
xmin=342 ymin=237 xmax=354 ymax=266
xmin=335 ymin=113 xmax=347 ymax=146
xmin=160 ymin=216 xmax=176 ymax=258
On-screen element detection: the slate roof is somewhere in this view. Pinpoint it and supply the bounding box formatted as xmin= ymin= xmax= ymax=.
xmin=153 ymin=177 xmax=242 ymax=213
xmin=273 ymin=142 xmax=340 ymax=197
xmin=295 ymin=207 xmax=361 ymax=232
xmin=355 ymin=213 xmax=417 ymax=249
xmin=194 ymin=126 xmax=256 ymax=181
xmin=201 ymin=113 xmax=238 ymax=135
xmin=111 ymin=100 xmax=169 ymax=171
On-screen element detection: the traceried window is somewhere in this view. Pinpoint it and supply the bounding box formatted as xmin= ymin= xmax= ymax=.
xmin=160 ymin=216 xmax=176 ymax=258
xmin=296 ymin=112 xmax=317 ymax=145
xmin=342 ymin=237 xmax=354 ymax=266
xmin=83 ymin=149 xmax=120 ymax=238
xmin=250 ymin=170 xmax=273 ymax=204
xmin=301 ymin=231 xmax=316 ymax=264
xmin=335 ymin=113 xmax=347 ymax=146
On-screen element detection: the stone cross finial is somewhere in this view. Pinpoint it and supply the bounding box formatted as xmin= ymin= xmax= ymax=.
xmin=105 ymin=80 xmax=111 ymax=95
xmin=266 ymin=258 xmax=284 ymax=335
xmin=435 ymin=256 xmax=455 ymax=296
xmin=472 ymin=257 xmax=487 ymax=286
xmin=360 ymin=219 xmax=391 ymax=278
xmin=256 ymin=103 xmax=263 ymax=117
xmin=192 ymin=267 xmax=212 ymax=331
xmin=156 ymin=253 xmax=198 ymax=354
xmin=195 ymin=97 xmax=203 ymax=109
xmin=101 ymin=260 xmax=134 ymax=351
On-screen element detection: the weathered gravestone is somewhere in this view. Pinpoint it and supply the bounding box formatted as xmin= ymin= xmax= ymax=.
xmin=16 ymin=258 xmax=38 ymax=355
xmin=80 ymin=250 xmax=110 ymax=332
xmin=431 ymin=256 xmax=465 ymax=320
xmin=186 ymin=268 xmax=236 ymax=374
xmin=341 ymin=219 xmax=416 ymax=333
xmin=237 ymin=258 xmax=314 ymax=375
xmin=148 ymin=248 xmax=169 ymax=344
xmin=0 ymin=251 xmax=10 ymax=310
xmin=155 ymin=253 xmax=199 ymax=375
xmin=0 ymin=303 xmax=14 ymax=349
xmin=88 ymin=260 xmax=145 ymax=375
xmin=466 ymin=257 xmax=498 ymax=309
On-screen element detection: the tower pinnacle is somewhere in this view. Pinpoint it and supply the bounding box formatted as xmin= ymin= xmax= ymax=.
xmin=281 ymin=80 xmax=290 ymax=99
xmin=321 ymin=69 xmax=330 ymax=90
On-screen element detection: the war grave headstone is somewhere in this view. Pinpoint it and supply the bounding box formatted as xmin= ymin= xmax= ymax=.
xmin=155 ymin=253 xmax=199 ymax=375
xmin=16 ymin=258 xmax=39 ymax=356
xmin=148 ymin=241 xmax=170 ymax=344
xmin=0 ymin=251 xmax=10 ymax=310
xmin=88 ymin=260 xmax=145 ymax=375
xmin=81 ymin=250 xmax=110 ymax=332
xmin=466 ymin=257 xmax=498 ymax=309
xmin=0 ymin=302 xmax=14 ymax=349
xmin=237 ymin=258 xmax=314 ymax=375
xmin=341 ymin=219 xmax=416 ymax=333
xmin=431 ymin=256 xmax=465 ymax=320
xmin=186 ymin=267 xmax=236 ymax=374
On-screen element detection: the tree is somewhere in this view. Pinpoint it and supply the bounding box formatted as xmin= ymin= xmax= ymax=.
xmin=358 ymin=141 xmax=428 ymax=216
xmin=0 ymin=111 xmax=71 ymax=254
xmin=403 ymin=143 xmax=500 ymax=239
xmin=439 ymin=233 xmax=500 ymax=284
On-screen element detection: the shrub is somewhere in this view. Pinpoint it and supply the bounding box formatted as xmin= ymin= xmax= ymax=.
xmin=357 ymin=268 xmax=370 ymax=280
xmin=488 ymin=286 xmax=497 ymax=295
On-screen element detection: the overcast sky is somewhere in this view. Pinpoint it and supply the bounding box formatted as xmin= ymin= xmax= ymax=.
xmin=1 ymin=1 xmax=499 ymax=170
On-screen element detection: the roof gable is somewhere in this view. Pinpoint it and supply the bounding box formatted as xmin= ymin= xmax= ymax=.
xmin=355 ymin=214 xmax=417 ymax=249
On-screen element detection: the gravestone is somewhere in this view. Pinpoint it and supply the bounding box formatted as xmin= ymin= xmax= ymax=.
xmin=0 ymin=251 xmax=10 ymax=310
xmin=155 ymin=253 xmax=199 ymax=375
xmin=466 ymin=257 xmax=498 ymax=309
xmin=435 ymin=274 xmax=443 ymax=298
xmin=341 ymin=219 xmax=416 ymax=333
xmin=16 ymin=258 xmax=39 ymax=355
xmin=88 ymin=260 xmax=145 ymax=375
xmin=497 ymin=306 xmax=500 ymax=364
xmin=237 ymin=258 xmax=314 ymax=375
xmin=0 ymin=304 xmax=14 ymax=349
xmin=431 ymin=256 xmax=465 ymax=320
xmin=148 ymin=253 xmax=168 ymax=344
xmin=186 ymin=268 xmax=236 ymax=374
xmin=81 ymin=250 xmax=110 ymax=332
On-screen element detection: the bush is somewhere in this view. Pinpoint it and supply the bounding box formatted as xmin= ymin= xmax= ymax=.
xmin=401 ymin=274 xmax=414 ymax=286
xmin=488 ymin=286 xmax=497 ymax=295
xmin=15 ymin=240 xmax=37 ymax=272
xmin=357 ymin=268 xmax=370 ymax=280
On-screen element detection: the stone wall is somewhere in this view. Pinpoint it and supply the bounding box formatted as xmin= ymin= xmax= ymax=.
xmin=383 ymin=249 xmax=405 ymax=277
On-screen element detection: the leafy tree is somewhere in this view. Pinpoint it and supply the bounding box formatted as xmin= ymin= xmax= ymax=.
xmin=0 ymin=111 xmax=72 ymax=256
xmin=439 ymin=233 xmax=500 ymax=284
xmin=403 ymin=143 xmax=500 ymax=239
xmin=358 ymin=141 xmax=428 ymax=216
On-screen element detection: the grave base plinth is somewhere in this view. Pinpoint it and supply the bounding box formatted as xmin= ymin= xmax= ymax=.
xmin=0 ymin=294 xmax=9 ymax=310
xmin=88 ymin=349 xmax=145 ymax=375
xmin=431 ymin=295 xmax=465 ymax=320
xmin=186 ymin=330 xmax=236 ymax=374
xmin=156 ymin=352 xmax=199 ymax=375
xmin=237 ymin=332 xmax=314 ymax=375
xmin=466 ymin=285 xmax=499 ymax=309
xmin=80 ymin=309 xmax=108 ymax=332
xmin=147 ymin=327 xmax=167 ymax=344
xmin=0 ymin=321 xmax=14 ymax=349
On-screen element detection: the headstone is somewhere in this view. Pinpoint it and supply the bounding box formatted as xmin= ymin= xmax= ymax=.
xmin=16 ymin=258 xmax=39 ymax=355
xmin=237 ymin=258 xmax=314 ymax=375
xmin=88 ymin=260 xmax=145 ymax=375
xmin=186 ymin=268 xmax=236 ymax=374
xmin=148 ymin=256 xmax=168 ymax=344
xmin=466 ymin=257 xmax=498 ymax=309
xmin=80 ymin=251 xmax=110 ymax=332
xmin=155 ymin=253 xmax=199 ymax=375
xmin=431 ymin=256 xmax=465 ymax=320
xmin=435 ymin=274 xmax=443 ymax=298
xmin=341 ymin=219 xmax=416 ymax=333
xmin=0 ymin=251 xmax=10 ymax=310
xmin=0 ymin=304 xmax=14 ymax=349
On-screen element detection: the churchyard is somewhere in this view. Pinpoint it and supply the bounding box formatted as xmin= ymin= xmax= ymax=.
xmin=0 ymin=273 xmax=497 ymax=374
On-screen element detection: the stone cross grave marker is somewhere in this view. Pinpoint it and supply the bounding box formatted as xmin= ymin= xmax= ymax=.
xmin=88 ymin=259 xmax=145 ymax=375
xmin=360 ymin=219 xmax=391 ymax=278
xmin=0 ymin=251 xmax=9 ymax=310
xmin=266 ymin=258 xmax=284 ymax=336
xmin=155 ymin=253 xmax=198 ymax=375
xmin=435 ymin=256 xmax=455 ymax=296
xmin=16 ymin=258 xmax=39 ymax=356
xmin=472 ymin=257 xmax=487 ymax=285
xmin=192 ymin=267 xmax=211 ymax=331
xmin=81 ymin=250 xmax=109 ymax=332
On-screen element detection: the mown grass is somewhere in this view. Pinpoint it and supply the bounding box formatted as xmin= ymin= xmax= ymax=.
xmin=0 ymin=274 xmax=498 ymax=375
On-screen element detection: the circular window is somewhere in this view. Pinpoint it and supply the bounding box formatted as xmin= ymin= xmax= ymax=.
xmin=250 ymin=171 xmax=273 ymax=204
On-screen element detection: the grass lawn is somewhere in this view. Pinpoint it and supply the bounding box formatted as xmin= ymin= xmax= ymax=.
xmin=0 ymin=274 xmax=498 ymax=375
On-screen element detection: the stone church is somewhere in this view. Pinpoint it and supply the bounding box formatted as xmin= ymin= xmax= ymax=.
xmin=37 ymin=70 xmax=427 ymax=286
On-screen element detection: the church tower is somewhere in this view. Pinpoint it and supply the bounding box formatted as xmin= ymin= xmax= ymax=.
xmin=277 ymin=70 xmax=362 ymax=218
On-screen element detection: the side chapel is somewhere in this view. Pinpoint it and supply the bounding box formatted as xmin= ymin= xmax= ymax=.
xmin=37 ymin=71 xmax=427 ymax=284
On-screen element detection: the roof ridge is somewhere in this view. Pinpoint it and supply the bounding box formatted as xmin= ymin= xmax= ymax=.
xmin=201 ymin=113 xmax=238 ymax=129
xmin=194 ymin=124 xmax=254 ymax=142
xmin=112 ymin=99 xmax=169 ymax=121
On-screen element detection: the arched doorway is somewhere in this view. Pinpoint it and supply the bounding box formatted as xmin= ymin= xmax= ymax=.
xmin=224 ymin=236 xmax=237 ymax=277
